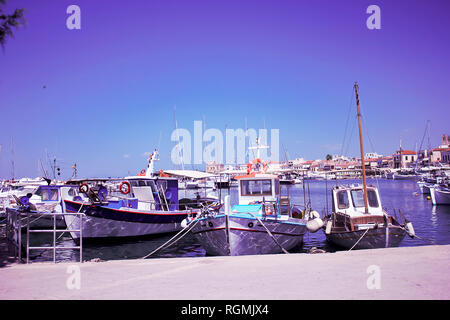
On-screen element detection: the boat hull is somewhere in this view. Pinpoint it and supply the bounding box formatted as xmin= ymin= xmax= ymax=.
xmin=325 ymin=226 xmax=406 ymax=250
xmin=191 ymin=214 xmax=307 ymax=256
xmin=64 ymin=200 xmax=192 ymax=240
xmin=393 ymin=174 xmax=419 ymax=181
xmin=433 ymin=188 xmax=450 ymax=205
xmin=417 ymin=182 xmax=431 ymax=194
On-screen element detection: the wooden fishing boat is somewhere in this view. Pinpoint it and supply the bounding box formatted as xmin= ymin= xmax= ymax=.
xmin=189 ymin=140 xmax=308 ymax=256
xmin=321 ymin=83 xmax=415 ymax=250
xmin=63 ymin=153 xmax=200 ymax=240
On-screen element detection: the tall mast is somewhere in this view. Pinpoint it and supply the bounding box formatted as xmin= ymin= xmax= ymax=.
xmin=354 ymin=82 xmax=369 ymax=214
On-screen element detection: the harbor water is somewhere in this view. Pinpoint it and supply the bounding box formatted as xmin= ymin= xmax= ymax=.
xmin=24 ymin=179 xmax=450 ymax=262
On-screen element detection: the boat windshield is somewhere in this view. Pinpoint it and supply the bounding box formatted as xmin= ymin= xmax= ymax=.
xmin=42 ymin=188 xmax=59 ymax=201
xmin=351 ymin=189 xmax=379 ymax=208
xmin=337 ymin=190 xmax=349 ymax=209
xmin=241 ymin=179 xmax=273 ymax=196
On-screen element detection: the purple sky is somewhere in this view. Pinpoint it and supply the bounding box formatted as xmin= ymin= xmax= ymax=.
xmin=1 ymin=0 xmax=449 ymax=179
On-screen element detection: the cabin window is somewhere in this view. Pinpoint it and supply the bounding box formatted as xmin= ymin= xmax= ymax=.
xmin=42 ymin=189 xmax=49 ymax=201
xmin=130 ymin=180 xmax=139 ymax=187
xmin=350 ymin=189 xmax=365 ymax=208
xmin=50 ymin=188 xmax=58 ymax=200
xmin=240 ymin=179 xmax=273 ymax=196
xmin=351 ymin=189 xmax=379 ymax=208
xmin=337 ymin=190 xmax=349 ymax=209
xmin=42 ymin=188 xmax=58 ymax=201
xmin=138 ymin=180 xmax=147 ymax=187
xmin=367 ymin=189 xmax=379 ymax=207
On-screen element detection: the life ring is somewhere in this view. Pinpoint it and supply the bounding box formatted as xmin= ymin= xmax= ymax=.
xmin=141 ymin=169 xmax=146 ymax=175
xmin=119 ymin=181 xmax=131 ymax=194
xmin=79 ymin=183 xmax=89 ymax=194
xmin=265 ymin=204 xmax=274 ymax=215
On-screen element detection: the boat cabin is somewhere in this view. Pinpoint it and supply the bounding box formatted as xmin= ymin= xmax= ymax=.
xmin=332 ymin=184 xmax=384 ymax=217
xmin=122 ymin=176 xmax=179 ymax=211
xmin=330 ymin=184 xmax=397 ymax=232
xmin=237 ymin=174 xmax=280 ymax=205
xmin=28 ymin=185 xmax=85 ymax=212
xmin=231 ymin=174 xmax=285 ymax=217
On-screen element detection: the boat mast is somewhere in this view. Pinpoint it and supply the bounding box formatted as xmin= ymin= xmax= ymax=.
xmin=354 ymin=82 xmax=369 ymax=213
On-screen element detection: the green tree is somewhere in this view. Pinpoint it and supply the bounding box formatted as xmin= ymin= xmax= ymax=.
xmin=326 ymin=154 xmax=332 ymax=161
xmin=0 ymin=0 xmax=25 ymax=49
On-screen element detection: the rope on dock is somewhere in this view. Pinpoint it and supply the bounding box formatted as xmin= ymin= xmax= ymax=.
xmin=348 ymin=227 xmax=371 ymax=251
xmin=246 ymin=212 xmax=289 ymax=254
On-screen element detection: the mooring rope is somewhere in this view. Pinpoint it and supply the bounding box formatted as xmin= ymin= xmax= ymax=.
xmin=140 ymin=210 xmax=204 ymax=259
xmin=348 ymin=227 xmax=371 ymax=251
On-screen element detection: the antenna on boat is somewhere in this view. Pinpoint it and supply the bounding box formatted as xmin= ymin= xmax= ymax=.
xmin=249 ymin=137 xmax=269 ymax=160
xmin=10 ymin=137 xmax=15 ymax=180
xmin=146 ymin=149 xmax=159 ymax=177
xmin=354 ymin=82 xmax=369 ymax=214
xmin=174 ymin=106 xmax=185 ymax=171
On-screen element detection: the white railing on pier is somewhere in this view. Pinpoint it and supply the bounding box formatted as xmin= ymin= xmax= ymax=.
xmin=6 ymin=208 xmax=85 ymax=264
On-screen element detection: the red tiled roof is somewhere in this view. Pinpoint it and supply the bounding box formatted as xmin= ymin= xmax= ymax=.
xmin=433 ymin=147 xmax=450 ymax=152
xmin=395 ymin=150 xmax=416 ymax=155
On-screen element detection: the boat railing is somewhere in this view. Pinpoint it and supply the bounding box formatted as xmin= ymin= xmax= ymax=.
xmin=5 ymin=208 xmax=85 ymax=264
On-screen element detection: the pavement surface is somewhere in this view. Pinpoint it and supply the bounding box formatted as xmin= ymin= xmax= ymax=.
xmin=0 ymin=244 xmax=449 ymax=300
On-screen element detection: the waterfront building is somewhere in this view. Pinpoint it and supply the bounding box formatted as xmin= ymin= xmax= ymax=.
xmin=377 ymin=156 xmax=393 ymax=168
xmin=393 ymin=150 xmax=417 ymax=169
xmin=438 ymin=148 xmax=450 ymax=164
xmin=206 ymin=161 xmax=225 ymax=174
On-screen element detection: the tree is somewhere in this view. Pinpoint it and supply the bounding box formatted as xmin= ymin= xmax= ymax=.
xmin=326 ymin=154 xmax=332 ymax=161
xmin=0 ymin=0 xmax=25 ymax=49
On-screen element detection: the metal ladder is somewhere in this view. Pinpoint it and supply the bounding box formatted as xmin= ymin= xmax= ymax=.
xmin=157 ymin=185 xmax=170 ymax=211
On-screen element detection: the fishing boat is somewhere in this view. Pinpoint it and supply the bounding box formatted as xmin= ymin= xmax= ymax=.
xmin=214 ymin=174 xmax=231 ymax=189
xmin=279 ymin=173 xmax=295 ymax=185
xmin=189 ymin=141 xmax=308 ymax=256
xmin=429 ymin=180 xmax=450 ymax=205
xmin=392 ymin=170 xmax=419 ymax=181
xmin=6 ymin=183 xmax=86 ymax=229
xmin=63 ymin=153 xmax=200 ymax=240
xmin=321 ymin=83 xmax=415 ymax=250
xmin=417 ymin=180 xmax=432 ymax=194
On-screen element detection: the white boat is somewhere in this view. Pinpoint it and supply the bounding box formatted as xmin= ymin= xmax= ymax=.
xmin=6 ymin=184 xmax=86 ymax=229
xmin=321 ymin=83 xmax=414 ymax=250
xmin=323 ymin=184 xmax=410 ymax=249
xmin=64 ymin=176 xmax=199 ymax=241
xmin=190 ymin=173 xmax=307 ymax=256
xmin=63 ymin=153 xmax=200 ymax=240
xmin=189 ymin=140 xmax=308 ymax=256
xmin=430 ymin=185 xmax=450 ymax=205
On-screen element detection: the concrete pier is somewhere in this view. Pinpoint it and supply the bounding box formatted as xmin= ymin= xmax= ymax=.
xmin=0 ymin=245 xmax=449 ymax=300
